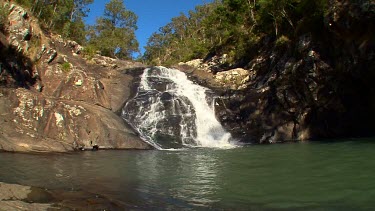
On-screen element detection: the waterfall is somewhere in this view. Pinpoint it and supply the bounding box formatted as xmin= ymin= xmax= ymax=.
xmin=122 ymin=66 xmax=234 ymax=149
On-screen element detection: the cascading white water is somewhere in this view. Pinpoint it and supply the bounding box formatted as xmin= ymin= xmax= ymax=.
xmin=122 ymin=66 xmax=234 ymax=149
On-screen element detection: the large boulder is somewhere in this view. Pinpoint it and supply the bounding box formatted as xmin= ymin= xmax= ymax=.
xmin=0 ymin=88 xmax=149 ymax=152
xmin=214 ymin=68 xmax=251 ymax=90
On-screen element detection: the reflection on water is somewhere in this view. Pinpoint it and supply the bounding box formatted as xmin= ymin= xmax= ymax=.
xmin=1 ymin=140 xmax=375 ymax=209
xmin=0 ymin=150 xmax=224 ymax=208
xmin=134 ymin=150 xmax=220 ymax=207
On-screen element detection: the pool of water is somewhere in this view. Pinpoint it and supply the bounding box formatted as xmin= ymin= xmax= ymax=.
xmin=1 ymin=139 xmax=375 ymax=210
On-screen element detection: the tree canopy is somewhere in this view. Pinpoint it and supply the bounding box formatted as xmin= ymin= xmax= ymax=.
xmin=10 ymin=0 xmax=328 ymax=62
xmin=143 ymin=0 xmax=328 ymax=66
xmin=87 ymin=0 xmax=139 ymax=59
xmin=12 ymin=0 xmax=139 ymax=60
xmin=14 ymin=0 xmax=93 ymax=44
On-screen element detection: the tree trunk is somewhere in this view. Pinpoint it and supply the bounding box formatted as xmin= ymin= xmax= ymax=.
xmin=274 ymin=18 xmax=278 ymax=37
xmin=49 ymin=1 xmax=59 ymax=28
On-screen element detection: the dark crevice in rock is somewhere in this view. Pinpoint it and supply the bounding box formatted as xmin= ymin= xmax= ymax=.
xmin=0 ymin=46 xmax=37 ymax=89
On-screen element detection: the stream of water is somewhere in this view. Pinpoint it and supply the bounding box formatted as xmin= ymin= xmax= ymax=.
xmin=122 ymin=66 xmax=234 ymax=149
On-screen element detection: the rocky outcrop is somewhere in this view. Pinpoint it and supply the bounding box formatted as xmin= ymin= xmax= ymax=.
xmin=0 ymin=182 xmax=126 ymax=210
xmin=178 ymin=54 xmax=229 ymax=74
xmin=214 ymin=68 xmax=251 ymax=90
xmin=180 ymin=0 xmax=375 ymax=143
xmin=0 ymin=182 xmax=52 ymax=211
xmin=0 ymin=2 xmax=151 ymax=152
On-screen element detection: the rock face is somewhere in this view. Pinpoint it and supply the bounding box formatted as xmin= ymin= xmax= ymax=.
xmin=179 ymin=0 xmax=375 ymax=143
xmin=0 ymin=2 xmax=151 ymax=152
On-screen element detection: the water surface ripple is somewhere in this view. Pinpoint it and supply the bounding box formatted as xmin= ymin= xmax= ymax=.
xmin=1 ymin=140 xmax=375 ymax=210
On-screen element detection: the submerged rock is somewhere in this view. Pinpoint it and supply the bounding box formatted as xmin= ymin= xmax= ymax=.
xmin=0 ymin=182 xmax=53 ymax=211
xmin=0 ymin=182 xmax=126 ymax=210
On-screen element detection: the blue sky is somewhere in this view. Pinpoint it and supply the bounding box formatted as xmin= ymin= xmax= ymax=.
xmin=85 ymin=0 xmax=212 ymax=57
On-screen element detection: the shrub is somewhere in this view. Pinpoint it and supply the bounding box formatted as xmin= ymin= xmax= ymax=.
xmin=275 ymin=35 xmax=291 ymax=47
xmin=61 ymin=62 xmax=71 ymax=72
xmin=0 ymin=3 xmax=10 ymax=32
xmin=82 ymin=45 xmax=97 ymax=60
xmin=28 ymin=35 xmax=42 ymax=61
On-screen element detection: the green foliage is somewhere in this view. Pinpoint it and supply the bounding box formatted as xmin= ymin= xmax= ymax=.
xmin=82 ymin=44 xmax=97 ymax=60
xmin=62 ymin=19 xmax=87 ymax=44
xmin=14 ymin=0 xmax=32 ymax=8
xmin=8 ymin=0 xmax=141 ymax=61
xmin=143 ymin=2 xmax=221 ymax=65
xmin=143 ymin=0 xmax=329 ymax=66
xmin=275 ymin=35 xmax=291 ymax=47
xmin=294 ymin=0 xmax=328 ymax=35
xmin=0 ymin=3 xmax=10 ymax=32
xmin=29 ymin=35 xmax=42 ymax=62
xmin=13 ymin=0 xmax=93 ymax=44
xmin=61 ymin=62 xmax=71 ymax=72
xmin=87 ymin=0 xmax=139 ymax=59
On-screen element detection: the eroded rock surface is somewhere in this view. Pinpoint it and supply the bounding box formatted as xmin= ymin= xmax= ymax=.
xmin=0 ymin=182 xmax=52 ymax=211
xmin=0 ymin=182 xmax=126 ymax=210
xmin=0 ymin=2 xmax=150 ymax=152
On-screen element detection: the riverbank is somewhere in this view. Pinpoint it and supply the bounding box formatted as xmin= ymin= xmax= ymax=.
xmin=0 ymin=182 xmax=126 ymax=210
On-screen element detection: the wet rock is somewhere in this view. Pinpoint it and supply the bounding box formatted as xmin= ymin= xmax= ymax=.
xmin=0 ymin=182 xmax=53 ymax=211
xmin=0 ymin=182 xmax=126 ymax=210
xmin=160 ymin=92 xmax=173 ymax=101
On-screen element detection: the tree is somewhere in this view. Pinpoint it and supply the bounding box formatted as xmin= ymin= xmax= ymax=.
xmin=143 ymin=2 xmax=220 ymax=65
xmin=69 ymin=0 xmax=94 ymax=22
xmin=88 ymin=0 xmax=139 ymax=59
xmin=258 ymin=0 xmax=297 ymax=37
xmin=143 ymin=0 xmax=330 ymax=66
xmin=14 ymin=0 xmax=93 ymax=44
xmin=64 ymin=0 xmax=93 ymax=43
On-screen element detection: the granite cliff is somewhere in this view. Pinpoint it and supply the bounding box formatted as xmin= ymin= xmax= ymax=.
xmin=0 ymin=2 xmax=150 ymax=152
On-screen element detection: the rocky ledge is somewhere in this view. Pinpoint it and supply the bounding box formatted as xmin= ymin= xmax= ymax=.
xmin=0 ymin=182 xmax=126 ymax=210
xmin=0 ymin=2 xmax=151 ymax=152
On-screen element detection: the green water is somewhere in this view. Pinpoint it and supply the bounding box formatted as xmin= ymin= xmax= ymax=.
xmin=1 ymin=139 xmax=375 ymax=210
